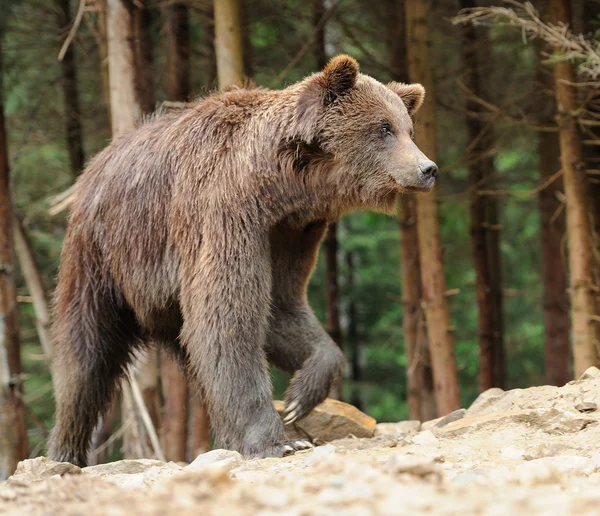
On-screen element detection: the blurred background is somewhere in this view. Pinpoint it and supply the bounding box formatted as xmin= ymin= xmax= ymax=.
xmin=0 ymin=0 xmax=599 ymax=479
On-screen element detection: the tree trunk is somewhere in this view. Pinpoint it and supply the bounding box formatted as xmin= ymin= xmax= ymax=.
xmin=313 ymin=0 xmax=343 ymax=400
xmin=0 ymin=42 xmax=28 ymax=479
xmin=12 ymin=216 xmax=53 ymax=367
xmin=166 ymin=2 xmax=190 ymax=103
xmin=107 ymin=0 xmax=159 ymax=458
xmin=399 ymin=196 xmax=436 ymax=421
xmin=107 ymin=0 xmax=141 ymax=137
xmin=56 ymin=0 xmax=85 ymax=179
xmin=214 ymin=0 xmax=244 ymax=88
xmin=460 ymin=0 xmax=505 ymax=391
xmin=390 ymin=0 xmax=435 ymax=421
xmin=550 ymin=0 xmax=599 ymax=376
xmin=192 ymin=397 xmax=210 ymax=456
xmin=405 ymin=0 xmax=460 ymax=415
xmin=345 ymin=250 xmax=362 ymax=410
xmin=132 ymin=0 xmax=155 ymax=114
xmin=536 ymin=49 xmax=571 ymax=386
xmin=160 ymin=1 xmax=191 ymax=462
xmin=200 ymin=2 xmax=217 ymax=89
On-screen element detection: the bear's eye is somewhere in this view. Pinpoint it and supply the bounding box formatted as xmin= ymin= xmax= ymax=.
xmin=380 ymin=123 xmax=394 ymax=137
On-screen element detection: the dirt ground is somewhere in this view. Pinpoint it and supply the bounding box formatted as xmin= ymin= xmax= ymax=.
xmin=1 ymin=367 xmax=599 ymax=515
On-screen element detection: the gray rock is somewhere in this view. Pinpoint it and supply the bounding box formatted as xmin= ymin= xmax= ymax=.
xmin=575 ymin=401 xmax=597 ymax=413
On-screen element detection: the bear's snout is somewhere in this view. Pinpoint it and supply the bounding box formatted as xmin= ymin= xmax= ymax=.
xmin=419 ymin=160 xmax=438 ymax=179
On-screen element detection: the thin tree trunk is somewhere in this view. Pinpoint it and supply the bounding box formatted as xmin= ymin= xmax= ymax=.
xmin=460 ymin=0 xmax=505 ymax=391
xmin=550 ymin=0 xmax=599 ymax=376
xmin=390 ymin=0 xmax=435 ymax=421
xmin=313 ymin=0 xmax=343 ymax=400
xmin=132 ymin=0 xmax=155 ymax=114
xmin=107 ymin=0 xmax=141 ymax=137
xmin=166 ymin=2 xmax=190 ymax=102
xmin=200 ymin=2 xmax=217 ymax=89
xmin=345 ymin=250 xmax=362 ymax=410
xmin=213 ymin=0 xmax=244 ymax=87
xmin=325 ymin=223 xmax=343 ymax=399
xmin=0 ymin=42 xmax=28 ymax=479
xmin=536 ymin=50 xmax=571 ymax=386
xmin=405 ymin=0 xmax=460 ymax=415
xmin=98 ymin=1 xmax=111 ymax=128
xmin=107 ymin=0 xmax=157 ymax=458
xmin=56 ymin=0 xmax=85 ymax=179
xmin=399 ymin=196 xmax=436 ymax=421
xmin=161 ymin=1 xmax=191 ymax=462
xmin=12 ymin=217 xmax=53 ymax=366
xmin=192 ymin=397 xmax=210 ymax=456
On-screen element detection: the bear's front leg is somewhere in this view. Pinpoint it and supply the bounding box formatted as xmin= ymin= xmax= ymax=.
xmin=179 ymin=213 xmax=310 ymax=458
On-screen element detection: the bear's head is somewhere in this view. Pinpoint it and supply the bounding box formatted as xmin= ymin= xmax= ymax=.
xmin=293 ymin=55 xmax=436 ymax=210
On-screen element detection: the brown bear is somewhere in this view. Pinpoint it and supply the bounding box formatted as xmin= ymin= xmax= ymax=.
xmin=48 ymin=55 xmax=437 ymax=466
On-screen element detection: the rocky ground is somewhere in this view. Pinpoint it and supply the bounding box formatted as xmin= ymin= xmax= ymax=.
xmin=2 ymin=367 xmax=600 ymax=515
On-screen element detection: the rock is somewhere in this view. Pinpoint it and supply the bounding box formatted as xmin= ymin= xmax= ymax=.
xmin=83 ymin=459 xmax=172 ymax=477
xmin=412 ymin=430 xmax=438 ymax=446
xmin=305 ymin=444 xmax=337 ymax=466
xmin=421 ymin=416 xmax=444 ymax=431
xmin=385 ymin=455 xmax=439 ymax=477
xmin=575 ymin=401 xmax=597 ymax=413
xmin=374 ymin=420 xmax=421 ymax=438
xmin=501 ymin=445 xmax=525 ymax=460
xmin=467 ymin=388 xmax=505 ymax=415
xmin=275 ymin=398 xmax=376 ymax=442
xmin=422 ymin=410 xmax=467 ymax=431
xmin=435 ymin=409 xmax=467 ymax=429
xmin=577 ymin=366 xmax=600 ymax=382
xmin=185 ymin=450 xmax=243 ymax=472
xmin=7 ymin=458 xmax=81 ymax=485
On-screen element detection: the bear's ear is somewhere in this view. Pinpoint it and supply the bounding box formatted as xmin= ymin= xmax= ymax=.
xmin=388 ymin=82 xmax=425 ymax=116
xmin=321 ymin=55 xmax=359 ymax=102
xmin=296 ymin=55 xmax=359 ymax=141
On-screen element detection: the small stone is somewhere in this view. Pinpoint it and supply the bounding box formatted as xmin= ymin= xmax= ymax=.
xmin=306 ymin=443 xmax=336 ymax=466
xmin=434 ymin=409 xmax=467 ymax=429
xmin=374 ymin=420 xmax=421 ymax=438
xmin=575 ymin=401 xmax=597 ymax=413
xmin=386 ymin=455 xmax=438 ymax=477
xmin=501 ymin=445 xmax=525 ymax=460
xmin=185 ymin=450 xmax=243 ymax=472
xmin=577 ymin=366 xmax=600 ymax=382
xmin=412 ymin=430 xmax=438 ymax=446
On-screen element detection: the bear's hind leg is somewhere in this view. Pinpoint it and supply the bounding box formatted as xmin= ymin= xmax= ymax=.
xmin=48 ymin=280 xmax=140 ymax=467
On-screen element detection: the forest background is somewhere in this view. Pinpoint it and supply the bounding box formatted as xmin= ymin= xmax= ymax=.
xmin=1 ymin=0 xmax=599 ymax=477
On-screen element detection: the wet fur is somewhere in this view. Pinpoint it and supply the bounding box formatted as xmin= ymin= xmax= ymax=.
xmin=48 ymin=56 xmax=429 ymax=466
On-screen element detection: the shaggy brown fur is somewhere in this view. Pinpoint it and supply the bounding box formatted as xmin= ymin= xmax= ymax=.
xmin=48 ymin=55 xmax=437 ymax=466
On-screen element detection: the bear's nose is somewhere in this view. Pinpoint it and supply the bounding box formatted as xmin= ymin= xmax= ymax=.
xmin=419 ymin=161 xmax=438 ymax=179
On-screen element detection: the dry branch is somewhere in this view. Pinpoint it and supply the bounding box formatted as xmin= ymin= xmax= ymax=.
xmin=452 ymin=1 xmax=600 ymax=79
